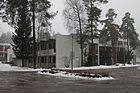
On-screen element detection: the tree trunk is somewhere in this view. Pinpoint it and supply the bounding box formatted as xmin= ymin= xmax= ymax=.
xmin=90 ymin=2 xmax=95 ymax=66
xmin=104 ymin=41 xmax=107 ymax=65
xmin=22 ymin=58 xmax=25 ymax=67
xmin=77 ymin=9 xmax=84 ymax=66
xmin=80 ymin=44 xmax=84 ymax=66
xmin=111 ymin=32 xmax=115 ymax=65
xmin=127 ymin=32 xmax=129 ymax=63
xmin=90 ymin=21 xmax=95 ymax=66
xmin=32 ymin=0 xmax=36 ymax=69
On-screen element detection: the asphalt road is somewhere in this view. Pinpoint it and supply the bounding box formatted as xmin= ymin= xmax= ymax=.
xmin=0 ymin=67 xmax=140 ymax=93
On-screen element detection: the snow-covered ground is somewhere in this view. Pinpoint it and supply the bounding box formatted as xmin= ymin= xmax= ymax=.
xmin=60 ymin=64 xmax=140 ymax=70
xmin=1 ymin=62 xmax=139 ymax=81
xmin=0 ymin=63 xmax=114 ymax=81
xmin=38 ymin=71 xmax=114 ymax=81
xmin=0 ymin=62 xmax=45 ymax=71
xmin=137 ymin=66 xmax=140 ymax=69
xmin=38 ymin=64 xmax=140 ymax=81
xmin=0 ymin=61 xmax=139 ymax=71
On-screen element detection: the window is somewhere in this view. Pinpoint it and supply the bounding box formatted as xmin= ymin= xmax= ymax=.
xmin=38 ymin=57 xmax=40 ymax=63
xmin=44 ymin=56 xmax=47 ymax=63
xmin=53 ymin=56 xmax=56 ymax=63
xmin=89 ymin=44 xmax=98 ymax=51
xmin=41 ymin=43 xmax=47 ymax=50
xmin=0 ymin=45 xmax=3 ymax=49
xmin=49 ymin=43 xmax=52 ymax=49
xmin=41 ymin=57 xmax=45 ymax=63
xmin=53 ymin=42 xmax=56 ymax=52
xmin=5 ymin=46 xmax=10 ymax=49
xmin=49 ymin=56 xmax=51 ymax=63
xmin=118 ymin=41 xmax=122 ymax=45
xmin=124 ymin=42 xmax=127 ymax=46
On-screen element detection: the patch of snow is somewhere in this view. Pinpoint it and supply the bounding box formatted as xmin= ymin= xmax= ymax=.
xmin=0 ymin=63 xmax=13 ymax=71
xmin=62 ymin=66 xmax=119 ymax=70
xmin=60 ymin=64 xmax=140 ymax=70
xmin=137 ymin=66 xmax=140 ymax=69
xmin=0 ymin=63 xmax=46 ymax=71
xmin=38 ymin=71 xmax=114 ymax=81
xmin=94 ymin=77 xmax=114 ymax=81
xmin=119 ymin=64 xmax=140 ymax=68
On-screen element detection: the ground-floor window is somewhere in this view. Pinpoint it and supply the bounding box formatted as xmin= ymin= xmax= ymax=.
xmin=53 ymin=56 xmax=56 ymax=63
xmin=48 ymin=56 xmax=56 ymax=63
xmin=41 ymin=56 xmax=47 ymax=63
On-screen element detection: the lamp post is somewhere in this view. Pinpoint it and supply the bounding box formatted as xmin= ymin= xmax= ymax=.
xmin=71 ymin=34 xmax=73 ymax=70
xmin=97 ymin=40 xmax=100 ymax=65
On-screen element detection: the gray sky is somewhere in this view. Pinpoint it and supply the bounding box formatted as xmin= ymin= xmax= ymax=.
xmin=51 ymin=0 xmax=140 ymax=35
xmin=0 ymin=0 xmax=140 ymax=35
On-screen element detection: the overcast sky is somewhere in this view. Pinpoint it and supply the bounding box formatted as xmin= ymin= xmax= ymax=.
xmin=0 ymin=0 xmax=140 ymax=35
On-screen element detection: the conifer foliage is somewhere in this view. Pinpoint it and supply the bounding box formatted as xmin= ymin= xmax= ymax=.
xmin=83 ymin=0 xmax=108 ymax=65
xmin=120 ymin=12 xmax=139 ymax=63
xmin=121 ymin=12 xmax=139 ymax=49
xmin=102 ymin=8 xmax=120 ymax=65
xmin=0 ymin=0 xmax=54 ymax=68
xmin=12 ymin=0 xmax=31 ymax=67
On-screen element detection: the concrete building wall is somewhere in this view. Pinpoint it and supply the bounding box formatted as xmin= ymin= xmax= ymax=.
xmin=134 ymin=46 xmax=140 ymax=64
xmin=56 ymin=35 xmax=81 ymax=68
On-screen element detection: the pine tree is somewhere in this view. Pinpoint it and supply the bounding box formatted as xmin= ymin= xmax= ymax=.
xmin=0 ymin=0 xmax=54 ymax=27
xmin=100 ymin=27 xmax=110 ymax=64
xmin=0 ymin=0 xmax=54 ymax=68
xmin=103 ymin=8 xmax=120 ymax=64
xmin=121 ymin=12 xmax=139 ymax=49
xmin=83 ymin=0 xmax=108 ymax=65
xmin=12 ymin=0 xmax=31 ymax=67
xmin=120 ymin=12 xmax=139 ymax=63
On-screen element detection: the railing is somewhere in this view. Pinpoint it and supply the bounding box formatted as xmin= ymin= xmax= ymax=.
xmin=37 ymin=49 xmax=56 ymax=56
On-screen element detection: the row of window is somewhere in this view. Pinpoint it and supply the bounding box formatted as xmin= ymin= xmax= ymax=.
xmin=0 ymin=45 xmax=10 ymax=50
xmin=118 ymin=41 xmax=127 ymax=46
xmin=37 ymin=41 xmax=56 ymax=52
xmin=0 ymin=53 xmax=8 ymax=61
xmin=89 ymin=41 xmax=127 ymax=51
xmin=38 ymin=56 xmax=56 ymax=63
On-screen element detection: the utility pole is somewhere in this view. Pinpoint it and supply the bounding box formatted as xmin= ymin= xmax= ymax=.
xmin=32 ymin=0 xmax=36 ymax=69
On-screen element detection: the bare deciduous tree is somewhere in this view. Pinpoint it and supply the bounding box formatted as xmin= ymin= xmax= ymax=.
xmin=63 ymin=0 xmax=86 ymax=66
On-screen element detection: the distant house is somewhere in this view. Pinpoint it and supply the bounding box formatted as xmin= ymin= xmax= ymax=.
xmin=0 ymin=43 xmax=15 ymax=63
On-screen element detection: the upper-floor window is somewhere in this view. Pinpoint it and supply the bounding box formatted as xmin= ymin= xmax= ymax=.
xmin=118 ymin=41 xmax=127 ymax=46
xmin=41 ymin=43 xmax=47 ymax=50
xmin=5 ymin=46 xmax=10 ymax=49
xmin=49 ymin=41 xmax=56 ymax=52
xmin=118 ymin=41 xmax=122 ymax=46
xmin=49 ymin=43 xmax=52 ymax=49
xmin=0 ymin=45 xmax=3 ymax=49
xmin=89 ymin=44 xmax=98 ymax=51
